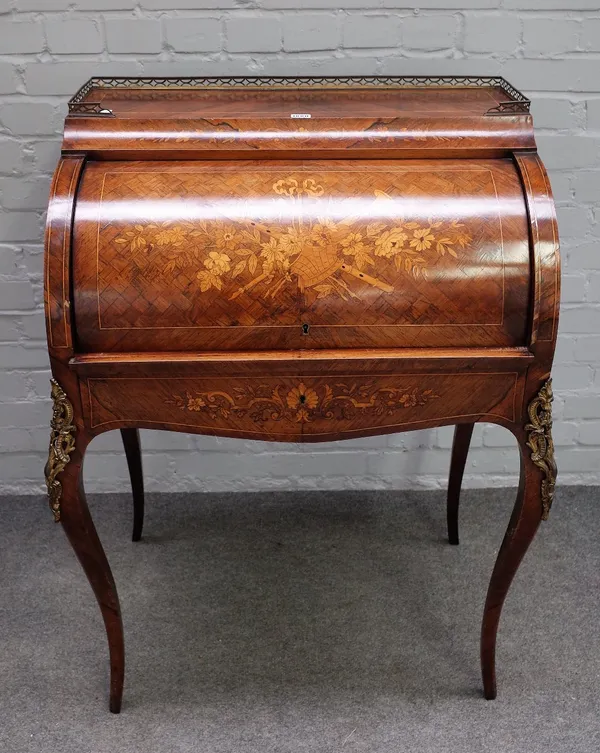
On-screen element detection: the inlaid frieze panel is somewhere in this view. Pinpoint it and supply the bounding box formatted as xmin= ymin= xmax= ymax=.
xmin=83 ymin=371 xmax=518 ymax=440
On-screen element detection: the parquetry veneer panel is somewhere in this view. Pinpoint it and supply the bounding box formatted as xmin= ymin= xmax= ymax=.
xmin=73 ymin=159 xmax=529 ymax=352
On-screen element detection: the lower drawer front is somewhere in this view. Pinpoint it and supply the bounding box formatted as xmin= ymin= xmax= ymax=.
xmin=82 ymin=372 xmax=519 ymax=441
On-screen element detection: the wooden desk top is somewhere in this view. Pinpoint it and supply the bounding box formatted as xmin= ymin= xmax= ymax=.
xmin=71 ymin=81 xmax=521 ymax=119
xmin=62 ymin=77 xmax=535 ymax=156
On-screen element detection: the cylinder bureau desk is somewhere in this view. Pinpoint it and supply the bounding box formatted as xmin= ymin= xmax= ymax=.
xmin=43 ymin=77 xmax=560 ymax=713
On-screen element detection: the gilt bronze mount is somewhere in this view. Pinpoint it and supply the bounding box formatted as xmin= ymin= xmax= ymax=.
xmin=44 ymin=378 xmax=76 ymax=522
xmin=525 ymin=379 xmax=557 ymax=521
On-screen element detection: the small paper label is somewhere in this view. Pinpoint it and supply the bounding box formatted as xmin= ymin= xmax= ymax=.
xmin=291 ymin=113 xmax=311 ymax=119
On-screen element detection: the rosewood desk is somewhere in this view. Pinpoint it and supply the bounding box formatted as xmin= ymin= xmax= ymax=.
xmin=43 ymin=77 xmax=560 ymax=712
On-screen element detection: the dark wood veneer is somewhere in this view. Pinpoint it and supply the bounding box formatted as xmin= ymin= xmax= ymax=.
xmin=43 ymin=77 xmax=560 ymax=713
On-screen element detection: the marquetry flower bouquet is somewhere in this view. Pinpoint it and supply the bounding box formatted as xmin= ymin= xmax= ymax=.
xmin=114 ymin=176 xmax=471 ymax=302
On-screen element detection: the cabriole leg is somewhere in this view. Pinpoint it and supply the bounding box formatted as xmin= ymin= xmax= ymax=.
xmin=480 ymin=380 xmax=556 ymax=699
xmin=45 ymin=379 xmax=125 ymax=713
xmin=446 ymin=422 xmax=475 ymax=545
xmin=120 ymin=428 xmax=145 ymax=542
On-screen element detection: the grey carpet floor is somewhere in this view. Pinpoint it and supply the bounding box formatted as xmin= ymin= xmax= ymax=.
xmin=1 ymin=487 xmax=599 ymax=753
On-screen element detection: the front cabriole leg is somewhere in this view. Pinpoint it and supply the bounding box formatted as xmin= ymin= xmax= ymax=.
xmin=480 ymin=378 xmax=557 ymax=699
xmin=44 ymin=377 xmax=125 ymax=713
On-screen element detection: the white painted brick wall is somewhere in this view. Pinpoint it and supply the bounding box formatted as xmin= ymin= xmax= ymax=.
xmin=0 ymin=1 xmax=599 ymax=496
xmin=165 ymin=18 xmax=222 ymax=52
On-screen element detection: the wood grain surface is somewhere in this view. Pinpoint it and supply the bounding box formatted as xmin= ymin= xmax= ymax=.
xmin=81 ymin=371 xmax=520 ymax=441
xmin=72 ymin=158 xmax=530 ymax=351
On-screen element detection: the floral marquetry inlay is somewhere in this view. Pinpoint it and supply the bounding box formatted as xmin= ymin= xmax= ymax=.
xmin=113 ymin=176 xmax=472 ymax=304
xmin=167 ymin=381 xmax=440 ymax=424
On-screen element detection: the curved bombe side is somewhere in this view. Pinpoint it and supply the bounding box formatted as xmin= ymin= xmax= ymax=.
xmin=44 ymin=155 xmax=84 ymax=363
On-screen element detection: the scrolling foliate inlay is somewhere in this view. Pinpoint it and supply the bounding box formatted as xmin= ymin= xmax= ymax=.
xmin=44 ymin=379 xmax=76 ymax=522
xmin=167 ymin=381 xmax=440 ymax=424
xmin=113 ymin=177 xmax=471 ymax=304
xmin=525 ymin=379 xmax=557 ymax=521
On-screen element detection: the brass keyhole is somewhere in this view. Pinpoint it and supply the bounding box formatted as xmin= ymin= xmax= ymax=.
xmin=302 ymin=323 xmax=310 ymax=335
